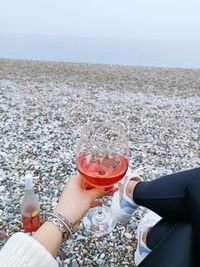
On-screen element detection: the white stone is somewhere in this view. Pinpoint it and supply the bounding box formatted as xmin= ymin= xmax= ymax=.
xmin=64 ymin=259 xmax=70 ymax=264
xmin=0 ymin=210 xmax=3 ymax=217
xmin=0 ymin=186 xmax=5 ymax=192
xmin=100 ymin=253 xmax=105 ymax=259
xmin=126 ymin=245 xmax=134 ymax=252
xmin=125 ymin=232 xmax=133 ymax=239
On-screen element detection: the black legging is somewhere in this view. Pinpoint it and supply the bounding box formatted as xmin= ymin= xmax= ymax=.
xmin=133 ymin=168 xmax=200 ymax=267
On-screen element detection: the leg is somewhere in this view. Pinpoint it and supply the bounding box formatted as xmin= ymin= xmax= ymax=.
xmin=146 ymin=219 xmax=175 ymax=250
xmin=134 ymin=168 xmax=200 ymax=220
xmin=132 ymin=168 xmax=200 ymax=263
xmin=111 ymin=168 xmax=199 ymax=265
xmin=139 ymin=222 xmax=196 ymax=267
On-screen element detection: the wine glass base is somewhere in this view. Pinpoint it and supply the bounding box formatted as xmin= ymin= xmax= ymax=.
xmin=83 ymin=206 xmax=117 ymax=237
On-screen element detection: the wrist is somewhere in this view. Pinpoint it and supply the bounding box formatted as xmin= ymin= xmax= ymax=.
xmin=33 ymin=221 xmax=63 ymax=257
xmin=54 ymin=204 xmax=77 ymax=226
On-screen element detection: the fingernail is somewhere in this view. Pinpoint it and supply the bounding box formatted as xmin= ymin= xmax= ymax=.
xmin=104 ymin=186 xmax=114 ymax=191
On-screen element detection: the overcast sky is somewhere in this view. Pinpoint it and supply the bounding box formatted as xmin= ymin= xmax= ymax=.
xmin=1 ymin=0 xmax=200 ymax=42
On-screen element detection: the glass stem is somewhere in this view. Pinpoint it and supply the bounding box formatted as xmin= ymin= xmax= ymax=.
xmin=98 ymin=205 xmax=103 ymax=215
xmin=97 ymin=197 xmax=104 ymax=216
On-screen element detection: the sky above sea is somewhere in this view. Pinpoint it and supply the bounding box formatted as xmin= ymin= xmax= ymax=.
xmin=1 ymin=0 xmax=200 ymax=68
xmin=0 ymin=33 xmax=200 ymax=68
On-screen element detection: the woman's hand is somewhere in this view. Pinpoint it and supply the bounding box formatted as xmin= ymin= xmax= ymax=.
xmin=33 ymin=174 xmax=117 ymax=257
xmin=55 ymin=174 xmax=117 ymax=229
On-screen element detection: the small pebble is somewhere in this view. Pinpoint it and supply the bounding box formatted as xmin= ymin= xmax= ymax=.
xmin=126 ymin=245 xmax=134 ymax=252
xmin=64 ymin=259 xmax=70 ymax=264
xmin=0 ymin=210 xmax=3 ymax=217
xmin=100 ymin=253 xmax=105 ymax=259
xmin=0 ymin=230 xmax=7 ymax=241
xmin=0 ymin=186 xmax=5 ymax=192
xmin=125 ymin=232 xmax=133 ymax=239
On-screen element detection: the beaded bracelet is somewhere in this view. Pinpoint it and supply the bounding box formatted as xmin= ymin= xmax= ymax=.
xmin=46 ymin=211 xmax=73 ymax=239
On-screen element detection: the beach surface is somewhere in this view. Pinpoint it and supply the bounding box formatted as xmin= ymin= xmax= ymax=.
xmin=0 ymin=59 xmax=200 ymax=266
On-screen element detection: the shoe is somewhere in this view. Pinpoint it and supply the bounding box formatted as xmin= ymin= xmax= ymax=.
xmin=111 ymin=172 xmax=142 ymax=225
xmin=134 ymin=211 xmax=161 ymax=266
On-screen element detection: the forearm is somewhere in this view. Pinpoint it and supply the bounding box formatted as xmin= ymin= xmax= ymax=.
xmin=33 ymin=202 xmax=78 ymax=257
xmin=33 ymin=221 xmax=63 ymax=257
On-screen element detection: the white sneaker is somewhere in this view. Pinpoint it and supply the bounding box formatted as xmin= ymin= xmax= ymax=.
xmin=134 ymin=211 xmax=161 ymax=266
xmin=111 ymin=172 xmax=142 ymax=225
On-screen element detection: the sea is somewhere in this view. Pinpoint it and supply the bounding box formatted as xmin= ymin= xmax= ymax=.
xmin=0 ymin=33 xmax=200 ymax=68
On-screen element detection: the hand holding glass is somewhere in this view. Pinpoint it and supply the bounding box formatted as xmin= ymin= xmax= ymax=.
xmin=76 ymin=121 xmax=129 ymax=236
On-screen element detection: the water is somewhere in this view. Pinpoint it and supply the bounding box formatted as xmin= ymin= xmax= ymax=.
xmin=0 ymin=33 xmax=200 ymax=68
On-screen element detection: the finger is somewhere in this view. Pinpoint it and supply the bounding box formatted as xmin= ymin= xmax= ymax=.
xmin=82 ymin=180 xmax=94 ymax=190
xmin=103 ymin=190 xmax=117 ymax=197
xmin=103 ymin=187 xmax=118 ymax=196
xmin=89 ymin=186 xmax=118 ymax=199
xmin=89 ymin=187 xmax=106 ymax=199
xmin=110 ymin=186 xmax=118 ymax=192
xmin=104 ymin=186 xmax=118 ymax=193
xmin=91 ymin=200 xmax=103 ymax=208
xmin=104 ymin=186 xmax=114 ymax=191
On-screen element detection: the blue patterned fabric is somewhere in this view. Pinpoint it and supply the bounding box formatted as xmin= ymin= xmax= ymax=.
xmin=139 ymin=243 xmax=151 ymax=255
xmin=120 ymin=198 xmax=137 ymax=214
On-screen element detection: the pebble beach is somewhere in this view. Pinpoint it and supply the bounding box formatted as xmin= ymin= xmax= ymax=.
xmin=0 ymin=59 xmax=200 ymax=266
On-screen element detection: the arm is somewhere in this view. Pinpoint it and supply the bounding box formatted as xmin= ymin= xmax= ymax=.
xmin=0 ymin=174 xmax=117 ymax=267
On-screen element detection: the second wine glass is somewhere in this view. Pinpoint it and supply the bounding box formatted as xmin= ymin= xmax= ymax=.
xmin=76 ymin=121 xmax=129 ymax=236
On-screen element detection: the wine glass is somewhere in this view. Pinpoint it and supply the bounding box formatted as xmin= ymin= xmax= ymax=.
xmin=76 ymin=121 xmax=129 ymax=236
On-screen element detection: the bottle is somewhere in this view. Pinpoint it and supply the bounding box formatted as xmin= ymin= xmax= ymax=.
xmin=21 ymin=174 xmax=42 ymax=232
